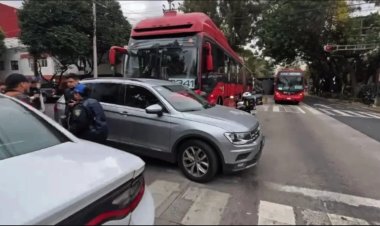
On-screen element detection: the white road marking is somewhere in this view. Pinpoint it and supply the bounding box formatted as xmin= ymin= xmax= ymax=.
xmin=327 ymin=213 xmax=369 ymax=225
xmin=314 ymin=104 xmax=333 ymax=109
xmin=273 ymin=106 xmax=280 ymax=112
xmin=265 ymin=182 xmax=380 ymax=209
xmin=318 ymin=108 xmax=335 ymax=116
xmin=181 ymin=188 xmax=230 ymax=225
xmin=331 ymin=109 xmax=352 ymax=117
xmin=284 ymin=106 xmax=293 ymax=113
xmin=258 ymin=201 xmax=296 ymax=225
xmin=148 ymin=180 xmax=180 ymax=209
xmin=342 ymin=110 xmax=370 ymax=118
xmin=296 ymin=106 xmax=306 ymax=114
xmin=358 ymin=111 xmax=380 ymax=119
xmin=302 ymin=105 xmax=322 ymax=115
xmin=301 ymin=209 xmax=330 ymax=225
xmin=258 ymin=105 xmax=269 ymax=111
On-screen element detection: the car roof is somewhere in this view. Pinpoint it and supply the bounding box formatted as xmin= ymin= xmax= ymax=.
xmin=81 ymin=77 xmax=175 ymax=87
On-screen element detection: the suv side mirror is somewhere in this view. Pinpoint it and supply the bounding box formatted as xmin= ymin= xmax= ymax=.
xmin=203 ymin=42 xmax=214 ymax=71
xmin=146 ymin=104 xmax=163 ymax=116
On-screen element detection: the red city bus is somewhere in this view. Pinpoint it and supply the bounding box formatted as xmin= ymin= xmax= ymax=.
xmin=274 ymin=69 xmax=305 ymax=104
xmin=109 ymin=11 xmax=253 ymax=107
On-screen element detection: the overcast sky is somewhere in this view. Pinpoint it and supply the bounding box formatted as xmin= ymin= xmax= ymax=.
xmin=0 ymin=0 xmax=179 ymax=26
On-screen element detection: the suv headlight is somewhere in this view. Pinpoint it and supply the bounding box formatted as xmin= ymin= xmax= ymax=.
xmin=225 ymin=126 xmax=261 ymax=145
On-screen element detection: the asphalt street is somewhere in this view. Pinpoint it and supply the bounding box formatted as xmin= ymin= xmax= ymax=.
xmin=44 ymin=100 xmax=380 ymax=225
xmin=303 ymin=96 xmax=380 ymax=142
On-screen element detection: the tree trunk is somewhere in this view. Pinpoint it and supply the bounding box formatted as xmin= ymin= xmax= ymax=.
xmin=33 ymin=57 xmax=39 ymax=78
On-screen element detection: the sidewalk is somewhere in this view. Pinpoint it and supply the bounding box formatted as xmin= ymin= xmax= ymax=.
xmin=307 ymin=94 xmax=380 ymax=113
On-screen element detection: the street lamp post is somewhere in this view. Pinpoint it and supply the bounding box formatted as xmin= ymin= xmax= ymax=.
xmin=93 ymin=0 xmax=98 ymax=78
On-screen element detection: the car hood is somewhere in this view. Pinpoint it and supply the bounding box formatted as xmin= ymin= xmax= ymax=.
xmin=0 ymin=141 xmax=144 ymax=225
xmin=183 ymin=105 xmax=259 ymax=132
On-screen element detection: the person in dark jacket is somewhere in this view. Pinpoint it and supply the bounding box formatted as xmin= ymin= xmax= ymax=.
xmin=68 ymin=84 xmax=108 ymax=143
xmin=4 ymin=73 xmax=32 ymax=104
xmin=61 ymin=74 xmax=80 ymax=128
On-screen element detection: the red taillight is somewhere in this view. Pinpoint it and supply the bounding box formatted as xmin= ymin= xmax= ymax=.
xmin=86 ymin=179 xmax=145 ymax=226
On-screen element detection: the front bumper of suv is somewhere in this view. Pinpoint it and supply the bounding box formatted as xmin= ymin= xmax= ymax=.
xmin=221 ymin=135 xmax=265 ymax=173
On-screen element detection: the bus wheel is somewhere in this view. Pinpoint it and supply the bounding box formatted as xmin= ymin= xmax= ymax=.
xmin=217 ymin=97 xmax=223 ymax=105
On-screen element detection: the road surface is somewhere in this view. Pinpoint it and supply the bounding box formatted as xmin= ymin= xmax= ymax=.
xmin=44 ymin=101 xmax=380 ymax=225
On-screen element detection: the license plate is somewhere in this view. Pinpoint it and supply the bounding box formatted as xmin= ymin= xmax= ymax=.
xmin=168 ymin=78 xmax=195 ymax=89
xmin=287 ymin=97 xmax=291 ymax=100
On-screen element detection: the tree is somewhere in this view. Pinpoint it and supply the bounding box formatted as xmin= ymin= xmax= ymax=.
xmin=0 ymin=28 xmax=5 ymax=56
xmin=18 ymin=0 xmax=131 ymax=78
xmin=180 ymin=0 xmax=262 ymax=50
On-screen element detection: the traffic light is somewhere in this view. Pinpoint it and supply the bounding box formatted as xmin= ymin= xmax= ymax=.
xmin=323 ymin=44 xmax=336 ymax=53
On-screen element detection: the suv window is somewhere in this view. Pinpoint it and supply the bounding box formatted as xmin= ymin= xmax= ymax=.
xmin=88 ymin=83 xmax=124 ymax=105
xmin=124 ymin=85 xmax=163 ymax=110
xmin=0 ymin=97 xmax=69 ymax=160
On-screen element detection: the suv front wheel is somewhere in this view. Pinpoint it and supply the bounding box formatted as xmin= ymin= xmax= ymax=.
xmin=178 ymin=140 xmax=219 ymax=183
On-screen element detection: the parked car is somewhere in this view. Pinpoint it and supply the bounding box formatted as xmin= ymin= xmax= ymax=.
xmin=55 ymin=78 xmax=265 ymax=182
xmin=0 ymin=94 xmax=154 ymax=225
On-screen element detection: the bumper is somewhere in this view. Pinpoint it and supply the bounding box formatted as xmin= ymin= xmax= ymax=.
xmin=222 ymin=135 xmax=265 ymax=173
xmin=130 ymin=188 xmax=155 ymax=225
xmin=274 ymin=94 xmax=303 ymax=102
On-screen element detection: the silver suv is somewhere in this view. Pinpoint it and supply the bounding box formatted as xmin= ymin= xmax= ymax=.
xmin=55 ymin=78 xmax=265 ymax=182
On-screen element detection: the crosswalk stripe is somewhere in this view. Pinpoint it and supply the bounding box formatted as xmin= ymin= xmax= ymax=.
xmin=258 ymin=201 xmax=296 ymax=225
xmin=148 ymin=180 xmax=181 ymax=209
xmin=181 ymin=188 xmax=230 ymax=225
xmin=358 ymin=111 xmax=380 ymax=119
xmin=273 ymin=106 xmax=280 ymax=112
xmin=314 ymin=104 xmax=333 ymax=109
xmin=331 ymin=109 xmax=352 ymax=116
xmin=265 ymin=182 xmax=380 ymax=209
xmin=342 ymin=110 xmax=370 ymax=118
xmin=302 ymin=105 xmax=322 ymax=115
xmin=327 ymin=213 xmax=369 ymax=225
xmin=296 ymin=106 xmax=306 ymax=114
xmin=261 ymin=105 xmax=269 ymax=111
xmin=318 ymin=108 xmax=335 ymax=116
xmin=301 ymin=209 xmax=330 ymax=225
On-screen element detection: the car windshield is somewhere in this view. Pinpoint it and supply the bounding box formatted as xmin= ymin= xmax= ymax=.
xmin=277 ymin=72 xmax=304 ymax=91
xmin=0 ymin=96 xmax=69 ymax=160
xmin=154 ymin=85 xmax=213 ymax=112
xmin=126 ymin=36 xmax=198 ymax=89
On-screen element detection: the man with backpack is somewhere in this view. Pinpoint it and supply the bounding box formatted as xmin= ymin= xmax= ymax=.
xmin=68 ymin=83 xmax=108 ymax=143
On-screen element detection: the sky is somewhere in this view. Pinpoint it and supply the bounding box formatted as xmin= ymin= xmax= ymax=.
xmin=0 ymin=0 xmax=179 ymax=26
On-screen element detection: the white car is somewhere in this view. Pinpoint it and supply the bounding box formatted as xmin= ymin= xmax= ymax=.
xmin=0 ymin=94 xmax=154 ymax=225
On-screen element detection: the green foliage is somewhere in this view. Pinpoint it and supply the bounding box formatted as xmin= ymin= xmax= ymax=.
xmin=180 ymin=0 xmax=262 ymax=50
xmin=18 ymin=0 xmax=131 ymax=67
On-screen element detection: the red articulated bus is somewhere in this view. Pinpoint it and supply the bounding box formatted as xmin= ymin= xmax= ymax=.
xmin=274 ymin=68 xmax=305 ymax=104
xmin=109 ymin=11 xmax=253 ymax=107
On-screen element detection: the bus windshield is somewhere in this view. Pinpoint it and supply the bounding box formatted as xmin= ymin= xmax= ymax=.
xmin=126 ymin=36 xmax=198 ymax=88
xmin=277 ymin=72 xmax=304 ymax=91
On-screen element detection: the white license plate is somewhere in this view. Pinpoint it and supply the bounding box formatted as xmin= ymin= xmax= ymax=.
xmin=287 ymin=97 xmax=291 ymax=100
xmin=169 ymin=78 xmax=195 ymax=89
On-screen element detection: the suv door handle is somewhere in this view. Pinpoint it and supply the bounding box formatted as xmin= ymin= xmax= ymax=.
xmin=119 ymin=111 xmax=129 ymax=115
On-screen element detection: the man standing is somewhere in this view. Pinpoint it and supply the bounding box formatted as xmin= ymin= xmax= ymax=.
xmin=61 ymin=74 xmax=80 ymax=128
xmin=68 ymin=84 xmax=108 ymax=143
xmin=4 ymin=73 xmax=32 ymax=104
xmin=28 ymin=80 xmax=44 ymax=111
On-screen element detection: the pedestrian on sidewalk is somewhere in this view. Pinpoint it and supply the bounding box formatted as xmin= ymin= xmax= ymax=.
xmin=61 ymin=73 xmax=80 ymax=128
xmin=4 ymin=73 xmax=32 ymax=104
xmin=68 ymin=84 xmax=108 ymax=143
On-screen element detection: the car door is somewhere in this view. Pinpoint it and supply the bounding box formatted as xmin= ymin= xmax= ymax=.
xmin=119 ymin=84 xmax=172 ymax=154
xmin=87 ymin=82 xmax=131 ymax=143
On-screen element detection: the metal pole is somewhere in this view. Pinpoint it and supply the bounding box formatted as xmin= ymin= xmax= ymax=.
xmin=93 ymin=0 xmax=98 ymax=78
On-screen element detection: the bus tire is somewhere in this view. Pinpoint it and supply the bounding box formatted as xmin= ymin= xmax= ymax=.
xmin=217 ymin=97 xmax=223 ymax=105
